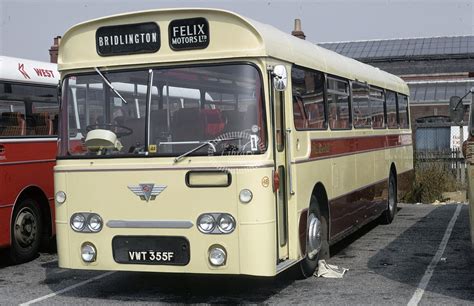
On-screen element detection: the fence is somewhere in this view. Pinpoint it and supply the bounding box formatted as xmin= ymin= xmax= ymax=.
xmin=414 ymin=149 xmax=466 ymax=186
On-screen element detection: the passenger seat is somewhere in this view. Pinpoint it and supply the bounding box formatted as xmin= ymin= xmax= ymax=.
xmin=0 ymin=112 xmax=26 ymax=136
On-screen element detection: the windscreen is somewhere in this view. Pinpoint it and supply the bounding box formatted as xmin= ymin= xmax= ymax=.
xmin=60 ymin=64 xmax=266 ymax=158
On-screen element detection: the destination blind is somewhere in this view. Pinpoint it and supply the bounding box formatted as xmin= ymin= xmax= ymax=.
xmin=169 ymin=18 xmax=209 ymax=50
xmin=96 ymin=22 xmax=160 ymax=56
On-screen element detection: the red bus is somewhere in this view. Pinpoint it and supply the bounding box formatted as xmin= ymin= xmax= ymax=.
xmin=0 ymin=56 xmax=59 ymax=263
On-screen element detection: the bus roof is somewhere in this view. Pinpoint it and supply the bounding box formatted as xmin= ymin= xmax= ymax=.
xmin=0 ymin=56 xmax=59 ymax=85
xmin=59 ymin=8 xmax=408 ymax=94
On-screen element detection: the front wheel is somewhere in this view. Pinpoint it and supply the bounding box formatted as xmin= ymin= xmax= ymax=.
xmin=380 ymin=173 xmax=397 ymax=224
xmin=9 ymin=198 xmax=43 ymax=264
xmin=298 ymin=195 xmax=329 ymax=278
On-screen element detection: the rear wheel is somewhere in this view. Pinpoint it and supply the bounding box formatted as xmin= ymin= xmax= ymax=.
xmin=9 ymin=198 xmax=43 ymax=264
xmin=380 ymin=173 xmax=397 ymax=224
xmin=298 ymin=195 xmax=329 ymax=278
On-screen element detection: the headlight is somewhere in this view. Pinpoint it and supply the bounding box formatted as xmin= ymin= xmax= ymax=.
xmin=71 ymin=213 xmax=86 ymax=232
xmin=87 ymin=214 xmax=103 ymax=232
xmin=197 ymin=213 xmax=236 ymax=234
xmin=55 ymin=191 xmax=67 ymax=204
xmin=217 ymin=214 xmax=235 ymax=234
xmin=239 ymin=189 xmax=253 ymax=203
xmin=197 ymin=214 xmax=216 ymax=233
xmin=71 ymin=212 xmax=103 ymax=233
xmin=209 ymin=245 xmax=227 ymax=266
xmin=81 ymin=243 xmax=97 ymax=263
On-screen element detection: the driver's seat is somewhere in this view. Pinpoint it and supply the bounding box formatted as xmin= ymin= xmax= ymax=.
xmin=121 ymin=118 xmax=145 ymax=153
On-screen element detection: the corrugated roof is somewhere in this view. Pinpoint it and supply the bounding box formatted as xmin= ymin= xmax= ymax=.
xmin=318 ymin=36 xmax=474 ymax=61
xmin=408 ymin=80 xmax=474 ymax=103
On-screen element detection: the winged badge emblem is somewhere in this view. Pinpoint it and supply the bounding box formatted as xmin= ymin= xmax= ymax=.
xmin=128 ymin=184 xmax=167 ymax=202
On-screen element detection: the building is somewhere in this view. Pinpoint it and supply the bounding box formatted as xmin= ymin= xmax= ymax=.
xmin=319 ymin=36 xmax=474 ymax=151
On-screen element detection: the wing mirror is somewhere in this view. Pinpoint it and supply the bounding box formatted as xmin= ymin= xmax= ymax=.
xmin=449 ymin=87 xmax=474 ymax=125
xmin=449 ymin=96 xmax=465 ymax=125
xmin=272 ymin=65 xmax=287 ymax=91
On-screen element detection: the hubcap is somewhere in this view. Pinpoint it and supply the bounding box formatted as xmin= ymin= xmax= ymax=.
xmin=388 ymin=178 xmax=396 ymax=214
xmin=307 ymin=213 xmax=322 ymax=260
xmin=14 ymin=207 xmax=38 ymax=248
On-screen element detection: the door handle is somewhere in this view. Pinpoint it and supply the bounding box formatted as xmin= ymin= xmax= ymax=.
xmin=0 ymin=145 xmax=5 ymax=154
xmin=285 ymin=128 xmax=295 ymax=196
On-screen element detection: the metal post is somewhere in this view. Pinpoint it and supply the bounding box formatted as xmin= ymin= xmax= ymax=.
xmin=461 ymin=124 xmax=465 ymax=184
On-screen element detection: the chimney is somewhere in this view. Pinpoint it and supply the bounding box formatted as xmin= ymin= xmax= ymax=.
xmin=291 ymin=19 xmax=306 ymax=40
xmin=49 ymin=36 xmax=61 ymax=63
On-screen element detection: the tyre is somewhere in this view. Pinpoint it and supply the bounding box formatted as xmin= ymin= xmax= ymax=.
xmin=9 ymin=198 xmax=43 ymax=264
xmin=380 ymin=173 xmax=397 ymax=224
xmin=298 ymin=195 xmax=329 ymax=278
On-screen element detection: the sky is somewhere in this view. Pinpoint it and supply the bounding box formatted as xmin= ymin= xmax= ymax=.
xmin=0 ymin=0 xmax=473 ymax=62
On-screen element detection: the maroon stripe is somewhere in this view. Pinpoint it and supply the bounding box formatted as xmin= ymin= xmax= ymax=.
xmin=309 ymin=134 xmax=412 ymax=160
xmin=329 ymin=177 xmax=388 ymax=241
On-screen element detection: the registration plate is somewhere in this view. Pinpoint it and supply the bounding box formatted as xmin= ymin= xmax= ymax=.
xmin=113 ymin=236 xmax=190 ymax=265
xmin=128 ymin=250 xmax=175 ymax=262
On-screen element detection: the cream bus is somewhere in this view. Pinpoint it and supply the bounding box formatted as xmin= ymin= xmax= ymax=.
xmin=55 ymin=8 xmax=413 ymax=277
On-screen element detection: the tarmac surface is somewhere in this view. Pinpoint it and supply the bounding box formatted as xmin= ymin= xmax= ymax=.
xmin=1 ymin=203 xmax=473 ymax=305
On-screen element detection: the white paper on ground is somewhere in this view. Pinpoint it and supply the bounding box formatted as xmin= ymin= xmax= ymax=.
xmin=315 ymin=260 xmax=349 ymax=278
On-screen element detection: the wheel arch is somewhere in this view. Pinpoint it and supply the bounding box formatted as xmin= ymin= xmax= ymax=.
xmin=10 ymin=185 xmax=53 ymax=245
xmin=298 ymin=182 xmax=330 ymax=255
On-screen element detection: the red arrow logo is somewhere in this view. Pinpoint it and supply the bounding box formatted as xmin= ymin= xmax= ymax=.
xmin=18 ymin=63 xmax=31 ymax=79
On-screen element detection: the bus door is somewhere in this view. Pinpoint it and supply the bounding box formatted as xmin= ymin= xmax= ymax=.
xmin=270 ymin=65 xmax=291 ymax=262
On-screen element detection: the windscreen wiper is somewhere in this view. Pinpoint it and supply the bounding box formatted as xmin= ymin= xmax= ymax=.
xmin=173 ymin=137 xmax=243 ymax=163
xmin=94 ymin=67 xmax=128 ymax=104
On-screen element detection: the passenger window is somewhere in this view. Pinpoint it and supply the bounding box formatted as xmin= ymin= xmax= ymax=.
xmin=352 ymin=82 xmax=370 ymax=128
xmin=292 ymin=95 xmax=307 ymax=129
xmin=327 ymin=77 xmax=350 ymax=130
xmin=0 ymin=101 xmax=27 ymax=137
xmin=386 ymin=91 xmax=398 ymax=129
xmin=370 ymin=88 xmax=385 ymax=129
xmin=32 ymin=102 xmax=58 ymax=136
xmin=398 ymin=94 xmax=409 ymax=129
xmin=291 ymin=66 xmax=326 ymax=130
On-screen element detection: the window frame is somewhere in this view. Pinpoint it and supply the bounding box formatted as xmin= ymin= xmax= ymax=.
xmin=397 ymin=93 xmax=410 ymax=129
xmin=59 ymin=61 xmax=268 ymax=159
xmin=386 ymin=90 xmax=399 ymax=129
xmin=351 ymin=81 xmax=371 ymax=129
xmin=290 ymin=65 xmax=327 ymax=131
xmin=327 ymin=75 xmax=351 ymax=131
xmin=0 ymin=81 xmax=58 ymax=138
xmin=369 ymin=86 xmax=386 ymax=129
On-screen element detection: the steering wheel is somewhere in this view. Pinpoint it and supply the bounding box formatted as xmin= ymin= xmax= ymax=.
xmin=85 ymin=123 xmax=133 ymax=138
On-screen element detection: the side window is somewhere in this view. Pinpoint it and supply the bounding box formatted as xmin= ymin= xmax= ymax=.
xmin=0 ymin=83 xmax=58 ymax=137
xmin=292 ymin=95 xmax=307 ymax=129
xmin=0 ymin=100 xmax=27 ymax=137
xmin=327 ymin=77 xmax=350 ymax=130
xmin=291 ymin=66 xmax=326 ymax=130
xmin=370 ymin=87 xmax=385 ymax=129
xmin=386 ymin=91 xmax=398 ymax=129
xmin=398 ymin=94 xmax=409 ymax=129
xmin=352 ymin=82 xmax=371 ymax=128
xmin=31 ymin=102 xmax=58 ymax=136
